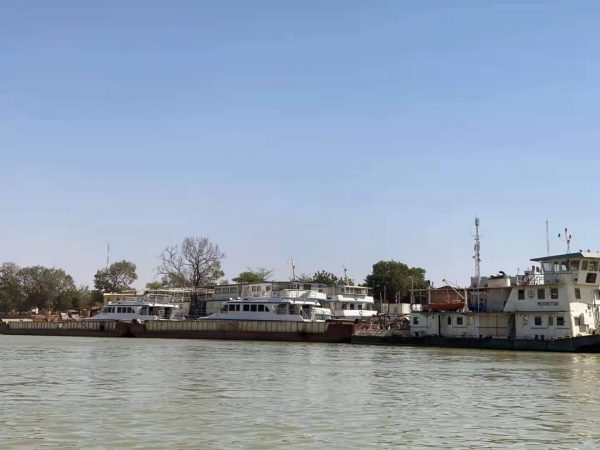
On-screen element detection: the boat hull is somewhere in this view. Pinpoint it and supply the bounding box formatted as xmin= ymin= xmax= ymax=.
xmin=351 ymin=333 xmax=600 ymax=352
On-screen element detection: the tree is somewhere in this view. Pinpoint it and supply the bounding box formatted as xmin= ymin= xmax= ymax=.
xmin=94 ymin=260 xmax=138 ymax=293
xmin=18 ymin=266 xmax=79 ymax=311
xmin=365 ymin=260 xmax=427 ymax=303
xmin=310 ymin=270 xmax=341 ymax=286
xmin=145 ymin=281 xmax=166 ymax=290
xmin=232 ymin=267 xmax=274 ymax=284
xmin=157 ymin=237 xmax=225 ymax=288
xmin=0 ymin=263 xmax=23 ymax=312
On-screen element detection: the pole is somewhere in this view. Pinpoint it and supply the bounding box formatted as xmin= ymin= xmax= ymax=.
xmin=546 ymin=220 xmax=550 ymax=256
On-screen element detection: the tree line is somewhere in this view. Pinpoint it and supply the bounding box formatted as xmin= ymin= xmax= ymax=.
xmin=0 ymin=236 xmax=428 ymax=313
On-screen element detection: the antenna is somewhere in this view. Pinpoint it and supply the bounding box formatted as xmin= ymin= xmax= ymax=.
xmin=106 ymin=243 xmax=110 ymax=268
xmin=288 ymin=258 xmax=297 ymax=281
xmin=545 ymin=220 xmax=550 ymax=256
xmin=558 ymin=228 xmax=572 ymax=253
xmin=343 ymin=265 xmax=348 ymax=283
xmin=473 ymin=217 xmax=481 ymax=288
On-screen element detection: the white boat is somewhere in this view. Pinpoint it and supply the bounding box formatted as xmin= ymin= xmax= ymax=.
xmin=323 ymin=285 xmax=378 ymax=321
xmin=89 ymin=299 xmax=180 ymax=321
xmin=203 ymin=282 xmax=332 ymax=322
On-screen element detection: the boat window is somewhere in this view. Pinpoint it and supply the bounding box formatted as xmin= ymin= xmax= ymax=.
xmin=550 ymin=288 xmax=558 ymax=299
xmin=534 ymin=316 xmax=542 ymax=326
xmin=590 ymin=261 xmax=599 ymax=272
xmin=553 ymin=262 xmax=560 ymax=272
xmin=264 ymin=306 xmax=270 ymax=312
xmin=574 ymin=317 xmax=582 ymax=326
xmin=582 ymin=260 xmax=589 ymax=271
xmin=542 ymin=262 xmax=553 ymax=272
xmin=557 ymin=316 xmax=565 ymax=326
xmin=537 ymin=289 xmax=545 ymax=300
xmin=350 ymin=304 xmax=355 ymax=310
xmin=243 ymin=305 xmax=250 ymax=311
xmin=569 ymin=260 xmax=580 ymax=271
xmin=560 ymin=262 xmax=568 ymax=271
xmin=456 ymin=317 xmax=463 ymax=325
xmin=575 ymin=288 xmax=581 ymax=300
xmin=228 ymin=304 xmax=236 ymax=311
xmin=303 ymin=284 xmax=312 ymax=290
xmin=250 ymin=304 xmax=257 ymax=312
xmin=447 ymin=316 xmax=451 ymax=325
xmin=266 ymin=285 xmax=271 ymax=292
xmin=518 ymin=289 xmax=525 ymax=300
xmin=586 ymin=273 xmax=597 ymax=284
xmin=235 ymin=304 xmax=240 ymax=311
xmin=117 ymin=307 xmax=122 ymax=313
xmin=358 ymin=304 xmax=363 ymax=310
xmin=548 ymin=316 xmax=554 ymax=326
xmin=412 ymin=316 xmax=419 ymax=325
xmin=258 ymin=305 xmax=265 ymax=312
xmin=140 ymin=307 xmax=148 ymax=315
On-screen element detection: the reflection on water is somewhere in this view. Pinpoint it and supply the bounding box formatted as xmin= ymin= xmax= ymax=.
xmin=1 ymin=336 xmax=600 ymax=448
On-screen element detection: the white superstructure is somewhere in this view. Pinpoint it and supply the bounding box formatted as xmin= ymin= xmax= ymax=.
xmin=410 ymin=251 xmax=600 ymax=340
xmin=203 ymin=282 xmax=332 ymax=322
xmin=90 ymin=299 xmax=180 ymax=321
xmin=323 ymin=285 xmax=377 ymax=321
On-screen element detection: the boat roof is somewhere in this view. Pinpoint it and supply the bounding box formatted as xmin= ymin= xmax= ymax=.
xmin=531 ymin=251 xmax=600 ymax=262
xmin=105 ymin=300 xmax=178 ymax=307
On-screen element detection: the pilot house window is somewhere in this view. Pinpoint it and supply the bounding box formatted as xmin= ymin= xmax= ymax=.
xmin=575 ymin=288 xmax=581 ymax=299
xmin=534 ymin=316 xmax=542 ymax=326
xmin=456 ymin=317 xmax=464 ymax=326
xmin=550 ymin=288 xmax=559 ymax=299
xmin=518 ymin=289 xmax=525 ymax=300
xmin=537 ymin=289 xmax=545 ymax=300
xmin=557 ymin=317 xmax=565 ymax=326
xmin=586 ymin=273 xmax=597 ymax=284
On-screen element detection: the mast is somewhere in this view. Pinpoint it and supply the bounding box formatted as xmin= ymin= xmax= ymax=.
xmin=558 ymin=228 xmax=572 ymax=253
xmin=473 ymin=217 xmax=481 ymax=288
xmin=545 ymin=220 xmax=550 ymax=256
xmin=288 ymin=258 xmax=297 ymax=281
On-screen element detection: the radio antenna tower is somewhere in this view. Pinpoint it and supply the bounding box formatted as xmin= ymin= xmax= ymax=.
xmin=558 ymin=228 xmax=572 ymax=253
xmin=288 ymin=258 xmax=297 ymax=281
xmin=106 ymin=243 xmax=110 ymax=268
xmin=473 ymin=218 xmax=481 ymax=288
xmin=343 ymin=265 xmax=348 ymax=283
xmin=546 ymin=220 xmax=550 ymax=256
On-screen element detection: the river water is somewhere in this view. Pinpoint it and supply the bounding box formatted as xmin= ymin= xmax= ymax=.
xmin=1 ymin=336 xmax=600 ymax=449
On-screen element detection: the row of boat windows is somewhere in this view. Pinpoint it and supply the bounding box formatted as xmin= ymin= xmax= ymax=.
xmin=413 ymin=316 xmax=569 ymax=327
xmin=542 ymin=260 xmax=600 ymax=272
xmin=517 ymin=288 xmax=597 ymax=300
xmin=225 ymin=304 xmax=271 ymax=312
xmin=104 ymin=307 xmax=136 ymax=314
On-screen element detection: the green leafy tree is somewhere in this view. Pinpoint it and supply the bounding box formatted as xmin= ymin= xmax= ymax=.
xmin=365 ymin=260 xmax=427 ymax=303
xmin=18 ymin=266 xmax=79 ymax=311
xmin=145 ymin=281 xmax=166 ymax=290
xmin=94 ymin=260 xmax=138 ymax=293
xmin=310 ymin=270 xmax=341 ymax=286
xmin=232 ymin=267 xmax=274 ymax=284
xmin=0 ymin=263 xmax=24 ymax=312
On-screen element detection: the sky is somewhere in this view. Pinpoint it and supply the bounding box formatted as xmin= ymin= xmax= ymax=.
xmin=2 ymin=0 xmax=600 ymax=289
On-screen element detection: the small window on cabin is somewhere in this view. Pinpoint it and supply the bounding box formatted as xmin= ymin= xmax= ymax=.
xmin=243 ymin=305 xmax=250 ymax=312
xmin=582 ymin=260 xmax=589 ymax=271
xmin=447 ymin=316 xmax=452 ymax=325
xmin=569 ymin=260 xmax=580 ymax=271
xmin=264 ymin=306 xmax=270 ymax=312
xmin=590 ymin=261 xmax=599 ymax=272
xmin=518 ymin=289 xmax=525 ymax=300
xmin=575 ymin=288 xmax=581 ymax=299
xmin=350 ymin=304 xmax=355 ymax=310
xmin=228 ymin=304 xmax=235 ymax=311
xmin=553 ymin=262 xmax=560 ymax=272
xmin=586 ymin=273 xmax=597 ymax=284
xmin=117 ymin=307 xmax=122 ymax=313
xmin=250 ymin=305 xmax=257 ymax=312
xmin=560 ymin=262 xmax=568 ymax=271
xmin=303 ymin=284 xmax=312 ymax=290
xmin=538 ymin=289 xmax=545 ymax=300
xmin=456 ymin=317 xmax=464 ymax=326
xmin=358 ymin=304 xmax=363 ymax=310
xmin=557 ymin=317 xmax=565 ymax=326
xmin=258 ymin=305 xmax=265 ymax=312
xmin=550 ymin=288 xmax=559 ymax=299
xmin=543 ymin=262 xmax=553 ymax=272
xmin=342 ymin=304 xmax=347 ymax=309
xmin=534 ymin=316 xmax=542 ymax=326
xmin=266 ymin=286 xmax=271 ymax=292
xmin=574 ymin=317 xmax=582 ymax=326
xmin=413 ymin=317 xmax=419 ymax=325
xmin=235 ymin=305 xmax=240 ymax=311
xmin=548 ymin=316 xmax=554 ymax=326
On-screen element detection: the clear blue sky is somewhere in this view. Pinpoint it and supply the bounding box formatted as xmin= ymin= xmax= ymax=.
xmin=2 ymin=0 xmax=600 ymax=289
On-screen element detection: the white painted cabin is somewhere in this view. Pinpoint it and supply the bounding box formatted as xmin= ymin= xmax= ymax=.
xmin=322 ymin=285 xmax=377 ymax=321
xmin=410 ymin=252 xmax=600 ymax=340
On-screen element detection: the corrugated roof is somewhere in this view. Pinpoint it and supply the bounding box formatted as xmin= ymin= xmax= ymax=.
xmin=531 ymin=251 xmax=600 ymax=262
